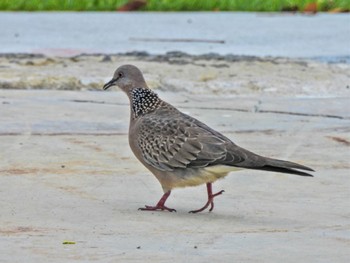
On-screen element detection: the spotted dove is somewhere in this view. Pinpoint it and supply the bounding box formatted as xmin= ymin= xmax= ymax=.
xmin=103 ymin=64 xmax=314 ymax=213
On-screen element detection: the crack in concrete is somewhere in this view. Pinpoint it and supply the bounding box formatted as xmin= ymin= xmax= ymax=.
xmin=68 ymin=99 xmax=348 ymax=120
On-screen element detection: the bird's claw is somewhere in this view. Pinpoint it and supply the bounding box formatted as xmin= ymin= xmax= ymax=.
xmin=189 ymin=188 xmax=224 ymax=213
xmin=139 ymin=205 xmax=176 ymax=212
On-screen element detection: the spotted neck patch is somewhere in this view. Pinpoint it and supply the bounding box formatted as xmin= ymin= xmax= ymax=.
xmin=130 ymin=88 xmax=162 ymax=117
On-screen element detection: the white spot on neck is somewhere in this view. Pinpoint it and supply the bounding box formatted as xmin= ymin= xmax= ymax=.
xmin=131 ymin=88 xmax=161 ymax=117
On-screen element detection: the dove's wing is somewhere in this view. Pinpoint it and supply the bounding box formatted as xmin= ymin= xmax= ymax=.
xmin=136 ymin=108 xmax=245 ymax=172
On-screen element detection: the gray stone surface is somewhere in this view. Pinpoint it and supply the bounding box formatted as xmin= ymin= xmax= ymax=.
xmin=0 ymin=12 xmax=349 ymax=61
xmin=1 ymin=89 xmax=349 ymax=262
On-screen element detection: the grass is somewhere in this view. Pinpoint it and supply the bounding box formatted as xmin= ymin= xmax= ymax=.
xmin=0 ymin=0 xmax=349 ymax=11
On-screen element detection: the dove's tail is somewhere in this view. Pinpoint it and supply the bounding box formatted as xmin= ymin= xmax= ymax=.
xmin=250 ymin=157 xmax=314 ymax=177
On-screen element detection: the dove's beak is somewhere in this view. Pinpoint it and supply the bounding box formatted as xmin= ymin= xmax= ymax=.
xmin=103 ymin=79 xmax=116 ymax=90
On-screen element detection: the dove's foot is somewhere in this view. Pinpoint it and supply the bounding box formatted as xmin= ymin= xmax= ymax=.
xmin=139 ymin=205 xmax=176 ymax=212
xmin=189 ymin=183 xmax=224 ymax=213
xmin=138 ymin=191 xmax=176 ymax=212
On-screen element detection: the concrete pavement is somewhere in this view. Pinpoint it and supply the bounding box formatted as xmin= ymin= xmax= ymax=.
xmin=0 ymin=89 xmax=349 ymax=262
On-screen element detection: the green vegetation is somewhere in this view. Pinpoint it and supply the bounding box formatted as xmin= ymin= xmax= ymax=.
xmin=0 ymin=0 xmax=126 ymax=11
xmin=0 ymin=0 xmax=349 ymax=11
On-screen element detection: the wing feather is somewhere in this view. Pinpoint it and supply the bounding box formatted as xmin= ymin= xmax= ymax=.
xmin=137 ymin=111 xmax=241 ymax=171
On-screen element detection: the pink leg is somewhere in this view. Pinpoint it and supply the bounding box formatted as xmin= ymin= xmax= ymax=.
xmin=139 ymin=191 xmax=176 ymax=212
xmin=189 ymin=183 xmax=224 ymax=213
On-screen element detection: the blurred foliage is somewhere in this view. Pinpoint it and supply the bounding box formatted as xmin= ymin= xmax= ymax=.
xmin=0 ymin=0 xmax=349 ymax=11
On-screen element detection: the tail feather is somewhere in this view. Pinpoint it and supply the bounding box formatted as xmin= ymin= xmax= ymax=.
xmin=234 ymin=155 xmax=315 ymax=177
xmin=250 ymin=165 xmax=314 ymax=177
xmin=225 ymin=146 xmax=315 ymax=177
xmin=265 ymin=158 xmax=315 ymax=172
xmin=252 ymin=157 xmax=315 ymax=177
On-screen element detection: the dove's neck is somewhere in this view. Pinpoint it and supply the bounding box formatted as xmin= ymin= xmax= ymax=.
xmin=129 ymin=87 xmax=162 ymax=118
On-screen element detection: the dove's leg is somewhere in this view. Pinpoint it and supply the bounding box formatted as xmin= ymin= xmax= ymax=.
xmin=189 ymin=183 xmax=224 ymax=213
xmin=139 ymin=191 xmax=176 ymax=212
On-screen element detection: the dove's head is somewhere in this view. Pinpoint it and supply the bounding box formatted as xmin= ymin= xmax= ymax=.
xmin=103 ymin=65 xmax=161 ymax=118
xmin=103 ymin=64 xmax=147 ymax=93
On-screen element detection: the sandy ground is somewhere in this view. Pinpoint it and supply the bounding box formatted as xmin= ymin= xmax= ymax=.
xmin=0 ymin=55 xmax=350 ymax=262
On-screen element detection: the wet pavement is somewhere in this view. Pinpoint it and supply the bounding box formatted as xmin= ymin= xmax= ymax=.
xmin=0 ymin=12 xmax=349 ymax=61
